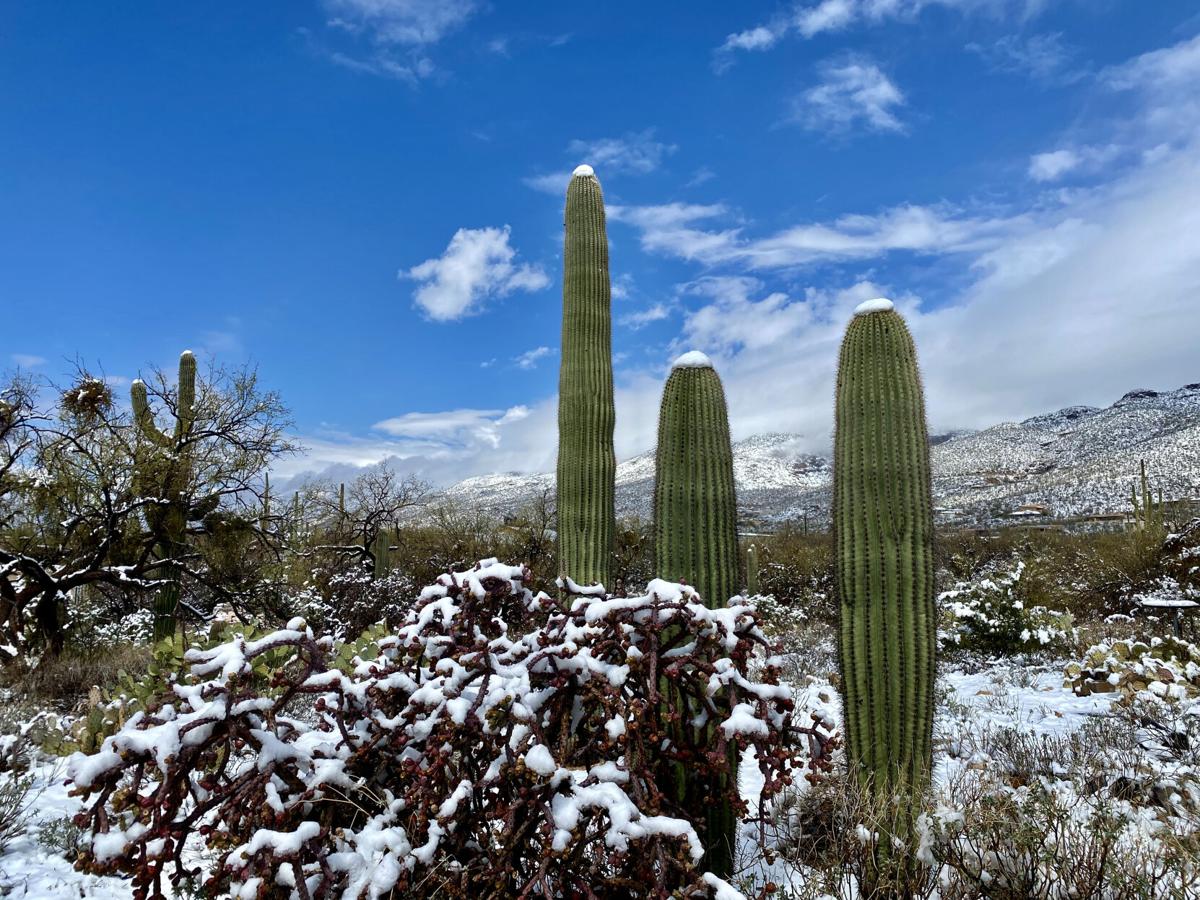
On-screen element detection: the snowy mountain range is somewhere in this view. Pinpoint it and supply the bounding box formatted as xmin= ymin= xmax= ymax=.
xmin=437 ymin=384 xmax=1200 ymax=529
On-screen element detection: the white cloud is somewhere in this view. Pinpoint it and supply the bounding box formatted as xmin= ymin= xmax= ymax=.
xmin=967 ymin=32 xmax=1080 ymax=83
xmin=525 ymin=130 xmax=676 ymax=194
xmin=618 ymin=303 xmax=672 ymax=329
xmin=716 ymin=0 xmax=1051 ymax=68
xmin=611 ymin=201 xmax=1025 ymax=269
xmin=315 ymin=0 xmax=478 ymax=83
xmin=795 ymin=58 xmax=907 ymax=134
xmin=1028 ymin=149 xmax=1080 ymax=181
xmin=10 ymin=354 xmax=46 ymax=368
xmin=515 ymin=346 xmax=554 ymax=369
xmin=1027 ymin=144 xmax=1120 ymax=182
xmin=323 ymin=0 xmax=477 ymax=46
xmin=402 ymin=226 xmax=549 ymax=321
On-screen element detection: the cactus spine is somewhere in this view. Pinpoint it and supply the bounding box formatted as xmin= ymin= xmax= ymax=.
xmin=833 ymin=300 xmax=936 ymax=805
xmin=556 ymin=164 xmax=616 ymax=590
xmin=652 ymin=350 xmax=740 ymax=878
xmin=131 ymin=350 xmax=200 ymax=643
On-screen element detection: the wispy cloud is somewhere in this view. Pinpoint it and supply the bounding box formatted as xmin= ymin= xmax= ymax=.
xmin=313 ymin=0 xmax=480 ymax=82
xmin=515 ymin=346 xmax=554 ymax=369
xmin=618 ymin=303 xmax=672 ymax=329
xmin=10 ymin=354 xmax=46 ymax=368
xmin=716 ymin=0 xmax=1051 ymax=70
xmin=610 ymin=201 xmax=1024 ymax=269
xmin=402 ymin=226 xmax=548 ymax=321
xmin=794 ymin=57 xmax=907 ymax=134
xmin=525 ymin=130 xmax=677 ymax=194
xmin=323 ymin=0 xmax=478 ymax=45
xmin=967 ymin=32 xmax=1083 ymax=83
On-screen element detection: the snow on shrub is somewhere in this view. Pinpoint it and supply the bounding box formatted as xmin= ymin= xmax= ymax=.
xmin=67 ymin=560 xmax=823 ymax=899
xmin=938 ymin=561 xmax=1075 ymax=656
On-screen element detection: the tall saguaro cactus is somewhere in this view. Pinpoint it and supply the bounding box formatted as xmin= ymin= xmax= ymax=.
xmin=556 ymin=164 xmax=616 ymax=590
xmin=131 ymin=350 xmax=200 ymax=642
xmin=653 ymin=350 xmax=740 ymax=878
xmin=834 ymin=298 xmax=936 ymax=805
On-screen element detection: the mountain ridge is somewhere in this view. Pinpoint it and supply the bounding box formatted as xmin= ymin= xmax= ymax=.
xmin=436 ymin=384 xmax=1200 ymax=529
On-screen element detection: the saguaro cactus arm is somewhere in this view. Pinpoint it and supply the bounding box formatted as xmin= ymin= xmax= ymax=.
xmin=556 ymin=164 xmax=616 ymax=590
xmin=130 ymin=351 xmax=197 ymax=448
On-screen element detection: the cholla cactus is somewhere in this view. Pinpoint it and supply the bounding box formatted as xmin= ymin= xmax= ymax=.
xmin=556 ymin=165 xmax=616 ymax=591
xmin=833 ymin=299 xmax=936 ymax=804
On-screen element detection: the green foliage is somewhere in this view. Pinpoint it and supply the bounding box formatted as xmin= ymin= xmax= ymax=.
xmin=939 ymin=561 xmax=1076 ymax=657
xmin=833 ymin=304 xmax=937 ymax=803
xmin=556 ymin=166 xmax=616 ymax=590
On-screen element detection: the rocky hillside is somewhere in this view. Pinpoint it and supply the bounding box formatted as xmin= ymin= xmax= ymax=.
xmin=438 ymin=384 xmax=1200 ymax=529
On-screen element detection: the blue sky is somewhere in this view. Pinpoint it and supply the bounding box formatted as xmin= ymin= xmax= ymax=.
xmin=3 ymin=1 xmax=1199 ymax=486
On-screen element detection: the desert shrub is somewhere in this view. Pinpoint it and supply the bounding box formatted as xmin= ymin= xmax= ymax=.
xmin=769 ymin=769 xmax=937 ymax=900
xmin=938 ymin=561 xmax=1075 ymax=657
xmin=0 ymin=642 xmax=152 ymax=707
xmin=69 ymin=560 xmax=823 ymax=899
xmin=0 ymin=768 xmax=36 ymax=855
xmin=289 ymin=567 xmax=417 ymax=638
xmin=926 ymin=715 xmax=1200 ymax=899
xmin=753 ymin=531 xmax=835 ymax=625
xmin=37 ymin=814 xmax=84 ymax=859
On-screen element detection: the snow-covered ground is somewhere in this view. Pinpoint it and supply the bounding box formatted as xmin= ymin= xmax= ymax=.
xmin=0 ymin=660 xmax=1127 ymax=900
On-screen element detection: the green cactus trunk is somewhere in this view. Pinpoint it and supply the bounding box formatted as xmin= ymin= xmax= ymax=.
xmin=556 ymin=165 xmax=616 ymax=591
xmin=746 ymin=543 xmax=759 ymax=596
xmin=833 ymin=301 xmax=936 ymax=835
xmin=373 ymin=531 xmax=390 ymax=580
xmin=653 ymin=352 xmax=741 ymax=878
xmin=131 ymin=350 xmax=198 ymax=643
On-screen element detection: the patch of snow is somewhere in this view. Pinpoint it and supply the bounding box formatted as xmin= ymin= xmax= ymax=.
xmin=671 ymin=350 xmax=713 ymax=369
xmin=853 ymin=297 xmax=894 ymax=315
xmin=572 ymin=164 xmax=594 ymax=177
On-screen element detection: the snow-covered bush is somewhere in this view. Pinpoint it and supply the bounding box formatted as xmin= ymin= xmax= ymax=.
xmin=287 ymin=567 xmax=417 ymax=639
xmin=939 ymin=561 xmax=1075 ymax=657
xmin=925 ymin=715 xmax=1200 ymax=898
xmin=68 ymin=560 xmax=822 ymax=899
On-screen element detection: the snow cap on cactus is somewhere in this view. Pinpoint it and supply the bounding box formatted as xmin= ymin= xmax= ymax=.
xmin=853 ymin=297 xmax=894 ymax=315
xmin=671 ymin=350 xmax=713 ymax=369
xmin=572 ymin=163 xmax=595 ymax=177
